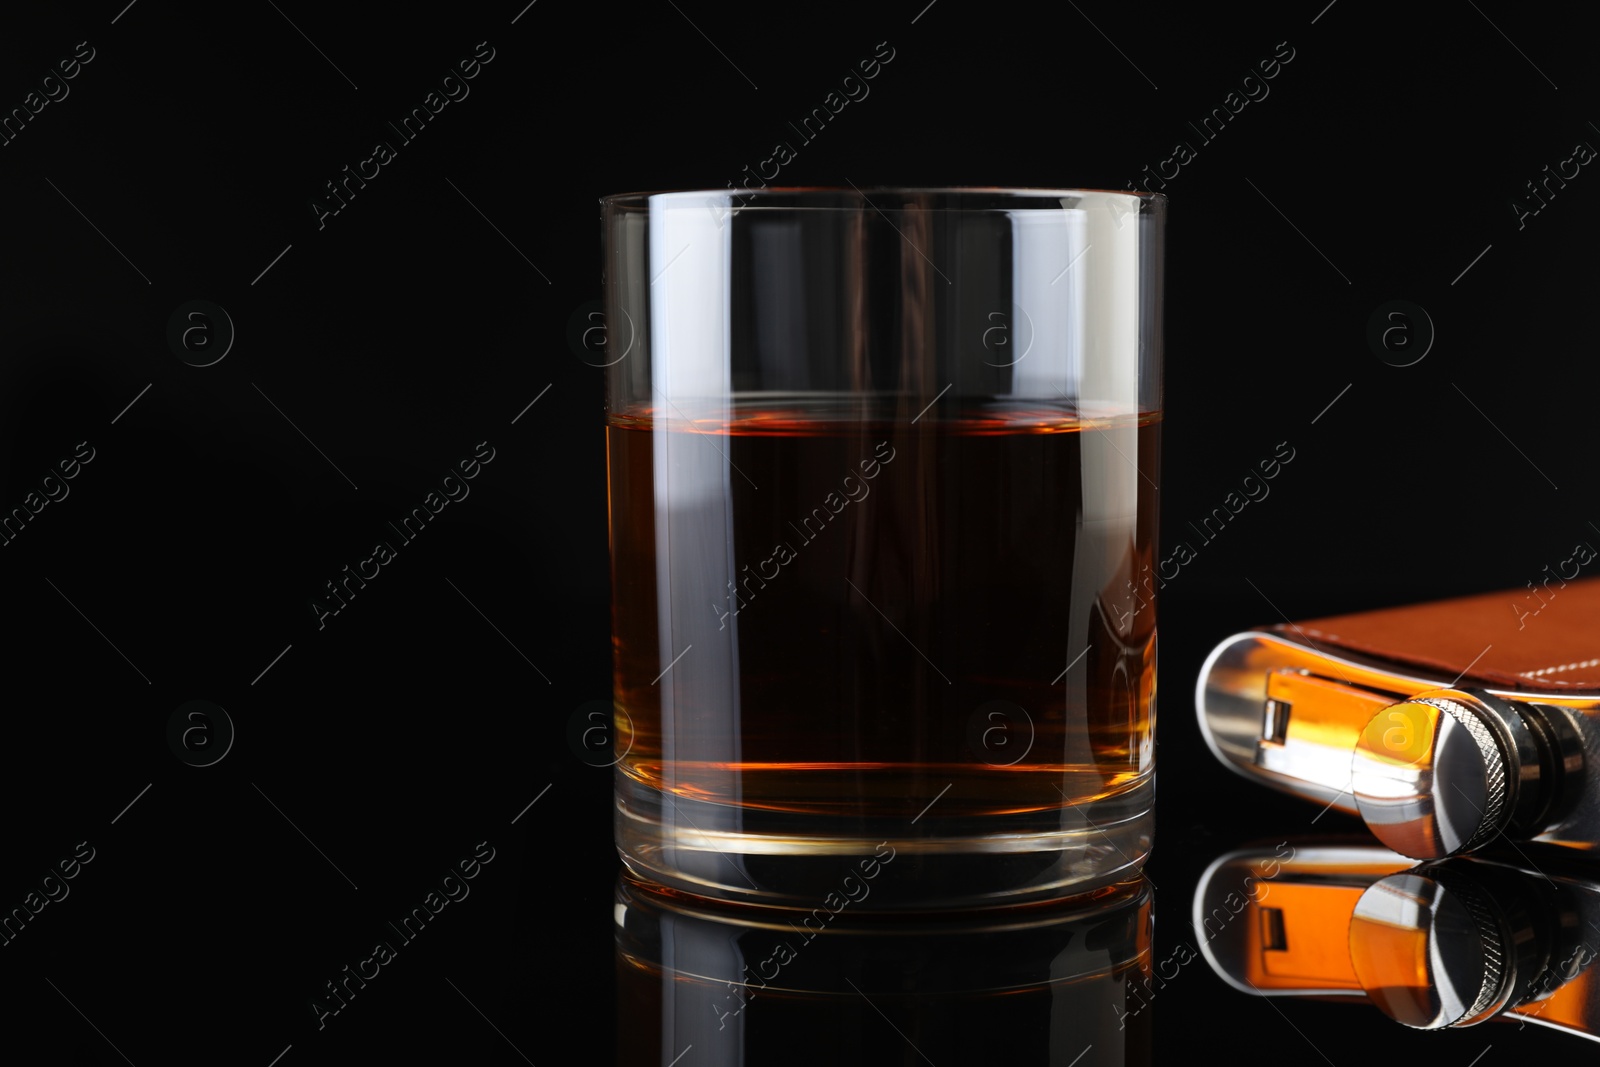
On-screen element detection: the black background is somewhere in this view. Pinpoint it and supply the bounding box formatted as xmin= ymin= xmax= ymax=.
xmin=1 ymin=0 xmax=1596 ymax=1062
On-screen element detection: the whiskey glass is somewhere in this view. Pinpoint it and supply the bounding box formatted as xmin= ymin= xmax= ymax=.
xmin=602 ymin=188 xmax=1164 ymax=908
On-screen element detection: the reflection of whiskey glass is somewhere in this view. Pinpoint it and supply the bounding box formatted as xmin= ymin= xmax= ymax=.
xmin=602 ymin=189 xmax=1165 ymax=908
xmin=614 ymin=872 xmax=1153 ymax=1065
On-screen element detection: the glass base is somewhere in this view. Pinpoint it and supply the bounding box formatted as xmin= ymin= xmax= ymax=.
xmin=615 ymin=773 xmax=1153 ymax=910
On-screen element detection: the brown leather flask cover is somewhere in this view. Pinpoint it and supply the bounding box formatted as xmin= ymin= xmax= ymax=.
xmin=1272 ymin=575 xmax=1600 ymax=694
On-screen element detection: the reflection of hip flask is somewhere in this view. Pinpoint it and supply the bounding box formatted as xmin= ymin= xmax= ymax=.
xmin=1195 ymin=840 xmax=1600 ymax=1040
xmin=1197 ymin=579 xmax=1600 ymax=859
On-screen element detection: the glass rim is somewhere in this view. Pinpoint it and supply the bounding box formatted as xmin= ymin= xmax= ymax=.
xmin=600 ymin=185 xmax=1167 ymax=211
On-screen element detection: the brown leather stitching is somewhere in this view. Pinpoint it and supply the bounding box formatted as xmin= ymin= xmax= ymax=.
xmin=1518 ymin=656 xmax=1600 ymax=679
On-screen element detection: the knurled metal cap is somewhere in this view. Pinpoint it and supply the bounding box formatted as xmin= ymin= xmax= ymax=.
xmin=1350 ymin=694 xmax=1511 ymax=860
